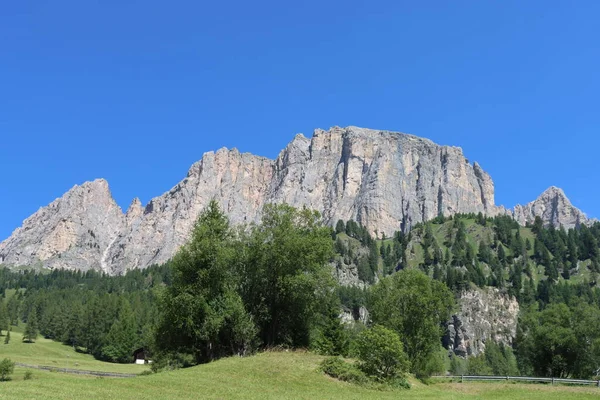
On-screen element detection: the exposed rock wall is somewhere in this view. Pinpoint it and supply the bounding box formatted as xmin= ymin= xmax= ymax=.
xmin=444 ymin=287 xmax=519 ymax=357
xmin=0 ymin=126 xmax=588 ymax=273
xmin=511 ymin=186 xmax=587 ymax=229
xmin=0 ymin=180 xmax=124 ymax=272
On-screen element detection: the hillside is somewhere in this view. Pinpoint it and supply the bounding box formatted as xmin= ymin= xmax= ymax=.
xmin=2 ymin=351 xmax=600 ymax=400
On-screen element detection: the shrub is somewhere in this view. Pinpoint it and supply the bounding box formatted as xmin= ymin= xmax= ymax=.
xmin=24 ymin=370 xmax=33 ymax=380
xmin=354 ymin=325 xmax=409 ymax=382
xmin=0 ymin=358 xmax=15 ymax=381
xmin=150 ymin=352 xmax=195 ymax=372
xmin=320 ymin=357 xmax=368 ymax=384
xmin=467 ymin=354 xmax=492 ymax=375
xmin=449 ymin=353 xmax=468 ymax=376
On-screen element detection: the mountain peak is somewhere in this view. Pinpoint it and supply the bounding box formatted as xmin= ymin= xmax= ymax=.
xmin=512 ymin=187 xmax=587 ymax=229
xmin=0 ymin=127 xmax=588 ymax=273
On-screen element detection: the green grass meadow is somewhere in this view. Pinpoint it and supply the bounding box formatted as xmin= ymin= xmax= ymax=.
xmin=1 ymin=346 xmax=600 ymax=399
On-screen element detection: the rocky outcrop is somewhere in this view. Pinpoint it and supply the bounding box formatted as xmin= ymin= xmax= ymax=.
xmin=100 ymin=148 xmax=274 ymax=273
xmin=511 ymin=186 xmax=587 ymax=229
xmin=0 ymin=126 xmax=589 ymax=273
xmin=0 ymin=179 xmax=124 ymax=273
xmin=340 ymin=306 xmax=370 ymax=325
xmin=445 ymin=287 xmax=519 ymax=357
xmin=268 ymin=127 xmax=497 ymax=237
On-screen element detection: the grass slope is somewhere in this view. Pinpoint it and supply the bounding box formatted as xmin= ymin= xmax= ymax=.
xmin=1 ymin=324 xmax=148 ymax=374
xmin=1 ymin=351 xmax=599 ymax=400
xmin=405 ymin=218 xmax=591 ymax=285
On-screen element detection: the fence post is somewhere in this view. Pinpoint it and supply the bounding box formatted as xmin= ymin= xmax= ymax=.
xmin=461 ymin=375 xmax=464 ymax=383
xmin=597 ymin=380 xmax=599 ymax=388
xmin=551 ymin=378 xmax=554 ymax=386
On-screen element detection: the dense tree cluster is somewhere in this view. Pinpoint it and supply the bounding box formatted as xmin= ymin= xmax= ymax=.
xmin=0 ymin=264 xmax=170 ymax=362
xmin=153 ymin=202 xmax=336 ymax=368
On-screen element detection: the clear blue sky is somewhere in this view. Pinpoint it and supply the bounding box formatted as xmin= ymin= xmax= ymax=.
xmin=1 ymin=1 xmax=598 ymax=240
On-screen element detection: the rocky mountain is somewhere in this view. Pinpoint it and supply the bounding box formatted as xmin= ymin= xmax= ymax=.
xmin=0 ymin=179 xmax=124 ymax=272
xmin=511 ymin=186 xmax=588 ymax=229
xmin=0 ymin=126 xmax=589 ymax=274
xmin=444 ymin=288 xmax=519 ymax=357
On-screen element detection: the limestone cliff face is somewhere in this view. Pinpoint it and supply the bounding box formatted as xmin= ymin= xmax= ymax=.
xmin=102 ymin=148 xmax=274 ymax=273
xmin=0 ymin=179 xmax=124 ymax=272
xmin=0 ymin=126 xmax=589 ymax=273
xmin=511 ymin=186 xmax=587 ymax=229
xmin=267 ymin=127 xmax=497 ymax=238
xmin=444 ymin=287 xmax=519 ymax=357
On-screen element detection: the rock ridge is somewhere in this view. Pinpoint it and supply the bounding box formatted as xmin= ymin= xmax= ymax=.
xmin=0 ymin=126 xmax=589 ymax=273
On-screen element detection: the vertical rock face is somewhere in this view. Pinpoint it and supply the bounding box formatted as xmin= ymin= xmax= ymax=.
xmin=0 ymin=179 xmax=124 ymax=272
xmin=268 ymin=127 xmax=497 ymax=236
xmin=101 ymin=148 xmax=274 ymax=273
xmin=444 ymin=288 xmax=519 ymax=357
xmin=0 ymin=126 xmax=589 ymax=273
xmin=512 ymin=186 xmax=587 ymax=229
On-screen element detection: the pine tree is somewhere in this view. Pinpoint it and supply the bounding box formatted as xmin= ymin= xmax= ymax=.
xmin=24 ymin=308 xmax=39 ymax=343
xmin=101 ymin=302 xmax=138 ymax=363
xmin=0 ymin=301 xmax=8 ymax=336
xmin=498 ymin=245 xmax=507 ymax=263
xmin=335 ymin=220 xmax=346 ymax=234
xmin=4 ymin=330 xmax=10 ymax=344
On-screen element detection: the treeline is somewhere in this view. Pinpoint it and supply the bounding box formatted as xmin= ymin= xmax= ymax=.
xmin=2 ymin=207 xmax=600 ymax=380
xmin=0 ymin=264 xmax=171 ymax=362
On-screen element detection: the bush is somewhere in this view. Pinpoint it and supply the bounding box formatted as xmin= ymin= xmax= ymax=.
xmin=449 ymin=354 xmax=468 ymax=376
xmin=0 ymin=358 xmax=15 ymax=381
xmin=24 ymin=370 xmax=33 ymax=380
xmin=467 ymin=354 xmax=492 ymax=375
xmin=150 ymin=352 xmax=196 ymax=372
xmin=320 ymin=357 xmax=368 ymax=384
xmin=354 ymin=325 xmax=409 ymax=382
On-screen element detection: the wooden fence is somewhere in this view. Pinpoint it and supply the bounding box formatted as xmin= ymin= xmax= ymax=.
xmin=15 ymin=363 xmax=139 ymax=378
xmin=434 ymin=375 xmax=600 ymax=387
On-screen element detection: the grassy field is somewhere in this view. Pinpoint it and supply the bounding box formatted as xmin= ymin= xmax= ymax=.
xmin=1 ymin=350 xmax=600 ymax=399
xmin=1 ymin=324 xmax=148 ymax=374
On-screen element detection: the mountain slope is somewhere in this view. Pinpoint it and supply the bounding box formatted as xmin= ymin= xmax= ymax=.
xmin=0 ymin=126 xmax=588 ymax=273
xmin=0 ymin=179 xmax=124 ymax=272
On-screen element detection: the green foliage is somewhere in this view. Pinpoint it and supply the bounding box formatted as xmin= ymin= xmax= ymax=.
xmin=155 ymin=202 xmax=334 ymax=367
xmin=467 ymin=354 xmax=492 ymax=375
xmin=320 ymin=356 xmax=368 ymax=385
xmin=369 ymin=269 xmax=455 ymax=378
xmin=240 ymin=204 xmax=334 ymax=348
xmin=449 ymin=354 xmax=467 ymax=375
xmin=0 ymin=358 xmax=15 ymax=381
xmin=0 ymin=300 xmax=8 ymax=335
xmin=4 ymin=330 xmax=9 ymax=344
xmin=23 ymin=307 xmax=38 ymax=343
xmin=516 ymin=301 xmax=600 ymax=379
xmin=312 ymin=298 xmax=350 ymax=357
xmin=150 ymin=352 xmax=195 ymax=372
xmin=335 ymin=220 xmax=346 ymax=234
xmin=354 ymin=325 xmax=409 ymax=382
xmin=154 ymin=201 xmax=257 ymax=365
xmin=23 ymin=370 xmax=33 ymax=380
xmin=484 ymin=341 xmax=519 ymax=376
xmin=100 ymin=302 xmax=138 ymax=363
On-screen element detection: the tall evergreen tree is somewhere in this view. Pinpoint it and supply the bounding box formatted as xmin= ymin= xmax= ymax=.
xmin=23 ymin=308 xmax=38 ymax=343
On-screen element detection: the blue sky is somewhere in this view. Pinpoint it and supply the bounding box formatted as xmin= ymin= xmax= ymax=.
xmin=1 ymin=1 xmax=599 ymax=240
